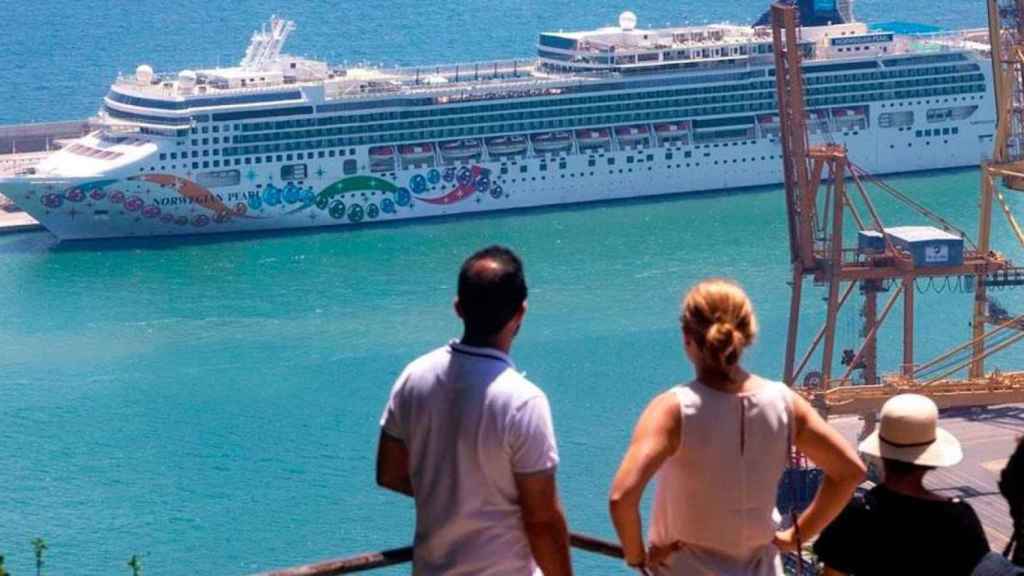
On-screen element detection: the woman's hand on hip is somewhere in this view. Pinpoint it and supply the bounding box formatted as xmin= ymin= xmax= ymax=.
xmin=772 ymin=527 xmax=799 ymax=553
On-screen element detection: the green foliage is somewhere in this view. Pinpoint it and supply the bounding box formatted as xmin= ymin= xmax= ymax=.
xmin=30 ymin=538 xmax=46 ymax=576
xmin=127 ymin=554 xmax=143 ymax=576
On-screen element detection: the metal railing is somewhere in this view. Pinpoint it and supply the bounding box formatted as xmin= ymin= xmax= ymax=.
xmin=247 ymin=532 xmax=624 ymax=576
xmin=246 ymin=532 xmax=817 ymax=576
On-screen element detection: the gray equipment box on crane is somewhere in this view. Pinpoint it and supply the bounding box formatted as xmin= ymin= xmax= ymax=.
xmin=884 ymin=226 xmax=964 ymax=268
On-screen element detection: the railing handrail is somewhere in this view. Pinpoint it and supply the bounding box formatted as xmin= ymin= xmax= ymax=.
xmin=247 ymin=532 xmax=624 ymax=576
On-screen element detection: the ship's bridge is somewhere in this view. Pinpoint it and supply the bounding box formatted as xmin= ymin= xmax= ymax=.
xmin=97 ymin=16 xmax=328 ymax=136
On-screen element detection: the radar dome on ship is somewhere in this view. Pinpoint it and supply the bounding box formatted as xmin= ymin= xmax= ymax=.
xmin=178 ymin=70 xmax=197 ymax=88
xmin=619 ymin=11 xmax=637 ymax=31
xmin=135 ymin=64 xmax=154 ymax=84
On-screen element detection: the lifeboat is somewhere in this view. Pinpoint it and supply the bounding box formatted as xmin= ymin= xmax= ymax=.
xmin=399 ymin=143 xmax=435 ymax=161
xmin=832 ymin=106 xmax=867 ymax=119
xmin=370 ymin=146 xmax=395 ymax=160
xmin=615 ymin=125 xmax=650 ymax=147
xmin=654 ymin=122 xmax=690 ymax=144
xmin=485 ymin=135 xmax=528 ymax=156
xmin=440 ymin=138 xmax=483 ymax=160
xmin=531 ymin=131 xmax=573 ymax=154
xmin=575 ymin=128 xmax=611 ymax=150
xmin=831 ymin=106 xmax=869 ymax=130
xmin=369 ymin=146 xmax=396 ymax=171
xmin=806 ymin=109 xmax=831 ymax=133
xmin=758 ymin=114 xmax=781 ymax=137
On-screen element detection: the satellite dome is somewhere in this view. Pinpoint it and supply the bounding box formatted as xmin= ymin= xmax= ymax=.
xmin=178 ymin=70 xmax=197 ymax=87
xmin=135 ymin=64 xmax=154 ymax=84
xmin=619 ymin=11 xmax=638 ymax=31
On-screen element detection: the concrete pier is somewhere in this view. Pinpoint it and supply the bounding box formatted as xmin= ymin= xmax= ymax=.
xmin=0 ymin=119 xmax=91 ymax=155
xmin=0 ymin=120 xmax=79 ymax=234
xmin=0 ymin=207 xmax=42 ymax=234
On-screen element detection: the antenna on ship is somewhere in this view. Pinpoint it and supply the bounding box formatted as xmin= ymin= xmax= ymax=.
xmin=240 ymin=15 xmax=296 ymax=70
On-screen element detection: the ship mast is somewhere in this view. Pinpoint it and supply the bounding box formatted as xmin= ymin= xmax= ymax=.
xmin=240 ymin=16 xmax=296 ymax=70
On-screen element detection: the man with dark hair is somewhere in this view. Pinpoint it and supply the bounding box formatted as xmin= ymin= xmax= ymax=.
xmin=377 ymin=245 xmax=573 ymax=576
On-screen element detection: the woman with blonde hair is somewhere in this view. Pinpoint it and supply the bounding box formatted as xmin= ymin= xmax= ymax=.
xmin=609 ymin=279 xmax=866 ymax=575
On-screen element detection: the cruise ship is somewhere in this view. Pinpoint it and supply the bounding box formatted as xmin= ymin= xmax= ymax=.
xmin=0 ymin=0 xmax=996 ymax=239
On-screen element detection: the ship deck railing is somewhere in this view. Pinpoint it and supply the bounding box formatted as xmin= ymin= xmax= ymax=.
xmin=243 ymin=532 xmax=818 ymax=576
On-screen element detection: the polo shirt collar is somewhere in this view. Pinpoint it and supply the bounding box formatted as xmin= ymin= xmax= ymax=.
xmin=449 ymin=339 xmax=516 ymax=369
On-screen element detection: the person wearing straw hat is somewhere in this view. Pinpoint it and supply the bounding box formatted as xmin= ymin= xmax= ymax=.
xmin=814 ymin=393 xmax=990 ymax=575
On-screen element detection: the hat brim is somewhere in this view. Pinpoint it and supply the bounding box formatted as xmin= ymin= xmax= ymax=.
xmin=859 ymin=426 xmax=962 ymax=468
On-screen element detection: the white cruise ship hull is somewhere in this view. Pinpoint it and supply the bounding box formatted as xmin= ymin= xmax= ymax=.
xmin=0 ymin=100 xmax=994 ymax=241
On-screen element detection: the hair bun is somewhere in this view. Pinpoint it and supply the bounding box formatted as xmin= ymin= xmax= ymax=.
xmin=680 ymin=279 xmax=758 ymax=376
xmin=705 ymin=321 xmax=743 ymax=368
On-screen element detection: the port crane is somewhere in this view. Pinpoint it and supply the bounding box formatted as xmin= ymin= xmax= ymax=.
xmin=771 ymin=1 xmax=1024 ymax=418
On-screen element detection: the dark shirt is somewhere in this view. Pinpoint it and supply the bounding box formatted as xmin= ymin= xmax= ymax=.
xmin=813 ymin=484 xmax=990 ymax=575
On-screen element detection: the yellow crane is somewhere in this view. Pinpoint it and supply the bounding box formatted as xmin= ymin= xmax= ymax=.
xmin=771 ymin=1 xmax=1024 ymax=419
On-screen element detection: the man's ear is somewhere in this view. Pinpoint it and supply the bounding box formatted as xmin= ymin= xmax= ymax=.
xmin=454 ymin=297 xmax=464 ymax=319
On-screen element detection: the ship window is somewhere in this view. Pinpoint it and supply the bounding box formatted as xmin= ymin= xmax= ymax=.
xmin=159 ymin=153 xmax=167 ymax=161
xmin=202 ymin=150 xmax=209 ymax=157
xmin=343 ymin=159 xmax=357 ymax=175
xmin=201 ymin=127 xmax=209 ymax=134
xmin=245 ymin=158 xmax=252 ymax=165
xmin=520 ymin=165 xmax=527 ymax=173
xmin=276 ymin=155 xmax=283 ymax=162
xmin=329 ymin=150 xmax=336 ymax=157
xmin=202 ymin=161 xmax=209 ymax=168
xmin=212 ymin=126 xmax=220 ymax=133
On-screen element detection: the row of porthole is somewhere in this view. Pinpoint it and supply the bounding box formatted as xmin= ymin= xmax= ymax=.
xmin=499 ymin=157 xmax=791 ymax=183
xmin=890 ymin=140 xmax=951 ymax=149
xmin=878 ymin=95 xmax=982 ymax=108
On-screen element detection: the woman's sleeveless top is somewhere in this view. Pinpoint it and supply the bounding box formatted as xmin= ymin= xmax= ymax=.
xmin=648 ymin=377 xmax=793 ymax=576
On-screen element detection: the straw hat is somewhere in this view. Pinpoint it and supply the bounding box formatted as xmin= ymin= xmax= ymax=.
xmin=859 ymin=394 xmax=963 ymax=468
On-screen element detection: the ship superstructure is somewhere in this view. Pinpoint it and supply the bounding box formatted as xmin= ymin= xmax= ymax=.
xmin=0 ymin=1 xmax=997 ymax=239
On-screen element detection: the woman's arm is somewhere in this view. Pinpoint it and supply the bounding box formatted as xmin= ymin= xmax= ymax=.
xmin=775 ymin=393 xmax=866 ymax=550
xmin=609 ymin=391 xmax=682 ymax=568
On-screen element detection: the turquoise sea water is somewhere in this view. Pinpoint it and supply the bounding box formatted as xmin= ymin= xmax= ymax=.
xmin=2 ymin=2 xmax=1023 ymax=574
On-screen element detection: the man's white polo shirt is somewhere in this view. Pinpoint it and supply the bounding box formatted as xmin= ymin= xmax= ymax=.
xmin=381 ymin=340 xmax=559 ymax=575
